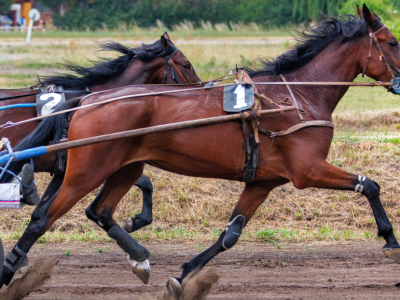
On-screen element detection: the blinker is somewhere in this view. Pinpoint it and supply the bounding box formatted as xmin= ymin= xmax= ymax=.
xmin=390 ymin=77 xmax=400 ymax=94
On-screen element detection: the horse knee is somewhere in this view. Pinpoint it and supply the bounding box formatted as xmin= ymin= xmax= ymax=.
xmin=85 ymin=204 xmax=114 ymax=231
xmin=134 ymin=175 xmax=153 ymax=195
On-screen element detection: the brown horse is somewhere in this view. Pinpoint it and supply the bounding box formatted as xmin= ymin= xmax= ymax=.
xmin=0 ymin=32 xmax=200 ymax=231
xmin=1 ymin=4 xmax=399 ymax=295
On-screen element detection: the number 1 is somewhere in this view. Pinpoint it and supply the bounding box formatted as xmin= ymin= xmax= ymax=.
xmin=234 ymin=85 xmax=246 ymax=109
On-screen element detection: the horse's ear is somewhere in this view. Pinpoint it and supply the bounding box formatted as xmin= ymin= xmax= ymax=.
xmin=162 ymin=31 xmax=171 ymax=40
xmin=362 ymin=3 xmax=377 ymax=25
xmin=356 ymin=4 xmax=364 ymax=20
xmin=161 ymin=32 xmax=170 ymax=48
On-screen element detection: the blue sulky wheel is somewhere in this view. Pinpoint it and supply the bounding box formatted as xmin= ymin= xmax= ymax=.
xmin=0 ymin=239 xmax=3 ymax=276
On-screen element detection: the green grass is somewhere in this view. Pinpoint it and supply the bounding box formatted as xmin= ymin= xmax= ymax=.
xmin=0 ymin=226 xmax=394 ymax=243
xmin=0 ymin=27 xmax=291 ymax=40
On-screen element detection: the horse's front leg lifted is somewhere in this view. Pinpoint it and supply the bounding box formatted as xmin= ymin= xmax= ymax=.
xmin=85 ymin=163 xmax=152 ymax=284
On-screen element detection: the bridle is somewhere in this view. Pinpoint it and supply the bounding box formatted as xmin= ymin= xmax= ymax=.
xmin=161 ymin=47 xmax=200 ymax=84
xmin=362 ymin=24 xmax=400 ymax=93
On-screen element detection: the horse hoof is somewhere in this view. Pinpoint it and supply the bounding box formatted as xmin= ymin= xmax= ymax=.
xmin=166 ymin=277 xmax=183 ymax=299
xmin=122 ymin=217 xmax=133 ymax=233
xmin=129 ymin=257 xmax=150 ymax=284
xmin=383 ymin=247 xmax=400 ymax=262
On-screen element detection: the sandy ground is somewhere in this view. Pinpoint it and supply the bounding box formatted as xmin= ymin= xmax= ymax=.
xmin=1 ymin=240 xmax=400 ymax=299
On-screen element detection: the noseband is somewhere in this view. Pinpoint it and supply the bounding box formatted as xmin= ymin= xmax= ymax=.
xmin=362 ymin=24 xmax=400 ymax=93
xmin=161 ymin=48 xmax=189 ymax=84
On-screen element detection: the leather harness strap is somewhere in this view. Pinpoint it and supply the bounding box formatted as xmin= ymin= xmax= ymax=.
xmin=169 ymin=58 xmax=189 ymax=84
xmin=235 ymin=70 xmax=335 ymax=183
xmin=235 ymin=70 xmax=260 ymax=183
xmin=279 ymin=74 xmax=305 ymax=122
xmin=161 ymin=47 xmax=191 ymax=85
xmin=259 ymin=120 xmax=334 ymax=137
xmin=362 ymin=25 xmax=400 ymax=78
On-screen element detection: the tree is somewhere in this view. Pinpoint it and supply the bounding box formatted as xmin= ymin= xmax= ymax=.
xmin=293 ymin=0 xmax=346 ymax=22
xmin=0 ymin=0 xmax=12 ymax=15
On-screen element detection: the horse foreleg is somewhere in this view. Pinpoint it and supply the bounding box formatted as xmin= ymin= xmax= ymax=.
xmin=166 ymin=183 xmax=271 ymax=297
xmin=85 ymin=162 xmax=151 ymax=284
xmin=292 ymin=160 xmax=400 ymax=259
xmin=0 ymin=177 xmax=99 ymax=288
xmin=122 ymin=174 xmax=153 ymax=233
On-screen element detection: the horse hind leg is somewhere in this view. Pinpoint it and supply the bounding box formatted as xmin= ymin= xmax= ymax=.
xmin=291 ymin=160 xmax=400 ymax=260
xmin=166 ymin=183 xmax=271 ymax=298
xmin=85 ymin=162 xmax=151 ymax=284
xmin=122 ymin=174 xmax=153 ymax=233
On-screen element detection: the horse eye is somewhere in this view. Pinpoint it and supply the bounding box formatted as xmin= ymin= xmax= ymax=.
xmin=183 ymin=64 xmax=191 ymax=69
xmin=389 ymin=41 xmax=398 ymax=48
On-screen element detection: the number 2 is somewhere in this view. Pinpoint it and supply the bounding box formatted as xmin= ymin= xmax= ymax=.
xmin=234 ymin=85 xmax=246 ymax=109
xmin=39 ymin=93 xmax=62 ymax=116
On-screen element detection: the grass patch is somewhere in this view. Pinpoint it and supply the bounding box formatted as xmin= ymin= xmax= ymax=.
xmin=0 ymin=27 xmax=291 ymax=40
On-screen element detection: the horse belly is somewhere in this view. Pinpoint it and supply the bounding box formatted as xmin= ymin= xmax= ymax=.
xmin=133 ymin=123 xmax=247 ymax=180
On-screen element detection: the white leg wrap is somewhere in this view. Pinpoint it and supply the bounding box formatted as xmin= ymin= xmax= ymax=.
xmin=355 ymin=175 xmax=366 ymax=193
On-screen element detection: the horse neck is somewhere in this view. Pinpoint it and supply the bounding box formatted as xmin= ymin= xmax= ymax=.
xmin=256 ymin=40 xmax=363 ymax=118
xmin=89 ymin=59 xmax=159 ymax=92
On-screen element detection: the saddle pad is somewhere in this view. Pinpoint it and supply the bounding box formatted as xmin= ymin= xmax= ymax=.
xmin=223 ymin=84 xmax=254 ymax=112
xmin=36 ymin=85 xmax=66 ymax=117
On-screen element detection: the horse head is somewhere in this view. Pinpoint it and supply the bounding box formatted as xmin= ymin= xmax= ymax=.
xmin=148 ymin=31 xmax=201 ymax=85
xmin=357 ymin=4 xmax=400 ymax=93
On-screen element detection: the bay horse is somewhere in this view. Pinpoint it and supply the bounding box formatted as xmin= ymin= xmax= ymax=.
xmin=0 ymin=32 xmax=200 ymax=232
xmin=1 ymin=4 xmax=399 ymax=295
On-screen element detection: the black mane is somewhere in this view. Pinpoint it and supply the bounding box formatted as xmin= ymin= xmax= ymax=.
xmin=41 ymin=39 xmax=177 ymax=89
xmin=246 ymin=15 xmax=372 ymax=77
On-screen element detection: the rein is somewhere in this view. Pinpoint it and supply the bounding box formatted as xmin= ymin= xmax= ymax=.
xmin=0 ymin=79 xmax=395 ymax=130
xmin=0 ymin=89 xmax=92 ymax=102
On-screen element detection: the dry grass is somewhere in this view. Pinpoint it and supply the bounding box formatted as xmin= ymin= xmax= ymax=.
xmin=1 ymin=37 xmax=400 ymax=244
xmin=1 ymin=141 xmax=400 ymax=243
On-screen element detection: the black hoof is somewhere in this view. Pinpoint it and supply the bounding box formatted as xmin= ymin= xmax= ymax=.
xmin=383 ymin=243 xmax=400 ymax=249
xmin=0 ymin=265 xmax=15 ymax=287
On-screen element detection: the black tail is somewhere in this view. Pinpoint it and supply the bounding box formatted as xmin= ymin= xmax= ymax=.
xmin=2 ymin=98 xmax=81 ymax=182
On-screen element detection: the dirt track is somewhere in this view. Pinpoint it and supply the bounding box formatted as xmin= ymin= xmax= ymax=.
xmin=2 ymin=240 xmax=400 ymax=299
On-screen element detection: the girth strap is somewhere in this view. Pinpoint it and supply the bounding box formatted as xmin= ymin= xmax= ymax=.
xmin=259 ymin=120 xmax=334 ymax=137
xmin=235 ymin=71 xmax=261 ymax=183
